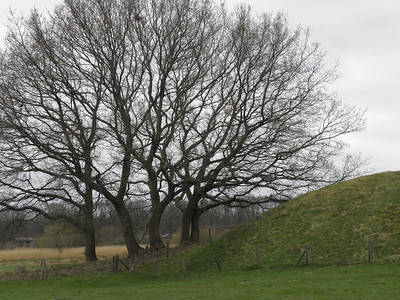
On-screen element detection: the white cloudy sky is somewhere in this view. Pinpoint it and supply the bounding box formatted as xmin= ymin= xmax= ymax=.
xmin=0 ymin=0 xmax=399 ymax=173
xmin=235 ymin=0 xmax=400 ymax=174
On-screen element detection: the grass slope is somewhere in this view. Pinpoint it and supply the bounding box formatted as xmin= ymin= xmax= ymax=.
xmin=186 ymin=171 xmax=400 ymax=272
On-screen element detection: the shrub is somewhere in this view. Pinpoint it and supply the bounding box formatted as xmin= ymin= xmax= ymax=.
xmin=39 ymin=223 xmax=84 ymax=250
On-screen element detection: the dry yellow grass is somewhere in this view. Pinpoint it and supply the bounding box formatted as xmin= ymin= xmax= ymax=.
xmin=0 ymin=245 xmax=128 ymax=262
xmin=170 ymin=226 xmax=225 ymax=245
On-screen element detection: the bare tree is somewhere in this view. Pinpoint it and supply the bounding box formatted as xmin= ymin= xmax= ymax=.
xmin=167 ymin=7 xmax=366 ymax=244
xmin=56 ymin=0 xmax=145 ymax=256
xmin=0 ymin=9 xmax=101 ymax=259
xmin=0 ymin=0 xmax=366 ymax=253
xmin=0 ymin=1 xmax=144 ymax=258
xmin=128 ymin=0 xmax=230 ymax=250
xmin=126 ymin=0 xmax=365 ymax=246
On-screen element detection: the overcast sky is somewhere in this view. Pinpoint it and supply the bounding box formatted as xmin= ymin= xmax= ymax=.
xmin=234 ymin=0 xmax=400 ymax=174
xmin=0 ymin=0 xmax=399 ymax=173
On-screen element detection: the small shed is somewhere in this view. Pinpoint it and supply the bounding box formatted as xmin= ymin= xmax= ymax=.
xmin=14 ymin=237 xmax=38 ymax=248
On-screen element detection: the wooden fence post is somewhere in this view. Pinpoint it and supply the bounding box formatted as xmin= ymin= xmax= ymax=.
xmin=129 ymin=253 xmax=137 ymax=272
xmin=112 ymin=255 xmax=119 ymax=272
xmin=183 ymin=258 xmax=189 ymax=277
xmin=255 ymin=244 xmax=260 ymax=267
xmin=305 ymin=246 xmax=309 ymax=266
xmin=215 ymin=254 xmax=222 ymax=272
xmin=208 ymin=228 xmax=212 ymax=243
xmin=40 ymin=260 xmax=47 ymax=280
xmin=166 ymin=241 xmax=170 ymax=260
xmin=295 ymin=246 xmax=314 ymax=267
xmin=368 ymin=241 xmax=372 ymax=263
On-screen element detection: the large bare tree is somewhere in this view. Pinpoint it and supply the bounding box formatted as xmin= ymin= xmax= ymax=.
xmin=0 ymin=8 xmax=104 ymax=260
xmin=172 ymin=8 xmax=366 ymax=244
xmin=145 ymin=5 xmax=366 ymax=244
xmin=123 ymin=2 xmax=366 ymax=245
xmin=0 ymin=0 xmax=144 ymax=258
xmin=0 ymin=0 xmax=365 ymax=253
xmin=129 ymin=0 xmax=231 ymax=250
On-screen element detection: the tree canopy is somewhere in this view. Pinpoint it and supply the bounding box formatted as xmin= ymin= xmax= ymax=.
xmin=0 ymin=0 xmax=365 ymax=258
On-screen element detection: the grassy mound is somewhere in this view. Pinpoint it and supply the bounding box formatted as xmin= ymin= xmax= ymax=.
xmin=186 ymin=171 xmax=400 ymax=272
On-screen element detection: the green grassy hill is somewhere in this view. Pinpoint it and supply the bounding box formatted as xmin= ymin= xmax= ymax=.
xmin=186 ymin=171 xmax=400 ymax=272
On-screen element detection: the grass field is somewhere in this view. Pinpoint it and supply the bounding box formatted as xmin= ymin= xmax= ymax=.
xmin=0 ymin=245 xmax=128 ymax=277
xmin=0 ymin=245 xmax=127 ymax=261
xmin=2 ymin=171 xmax=400 ymax=299
xmin=1 ymin=263 xmax=400 ymax=299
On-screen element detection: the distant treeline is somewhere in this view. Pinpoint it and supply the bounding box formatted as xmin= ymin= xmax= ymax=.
xmin=0 ymin=202 xmax=268 ymax=250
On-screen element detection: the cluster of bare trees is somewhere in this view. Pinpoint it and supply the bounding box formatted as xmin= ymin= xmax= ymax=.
xmin=0 ymin=0 xmax=365 ymax=261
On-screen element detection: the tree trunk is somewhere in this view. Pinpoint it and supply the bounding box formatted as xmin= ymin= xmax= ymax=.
xmin=114 ymin=204 xmax=142 ymax=257
xmin=82 ymin=177 xmax=97 ymax=261
xmin=180 ymin=201 xmax=196 ymax=246
xmin=82 ymin=201 xmax=97 ymax=262
xmin=189 ymin=207 xmax=202 ymax=243
xmin=148 ymin=204 xmax=166 ymax=251
xmin=83 ymin=224 xmax=97 ymax=262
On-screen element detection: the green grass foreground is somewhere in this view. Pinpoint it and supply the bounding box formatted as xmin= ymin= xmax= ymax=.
xmin=1 ymin=264 xmax=400 ymax=299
